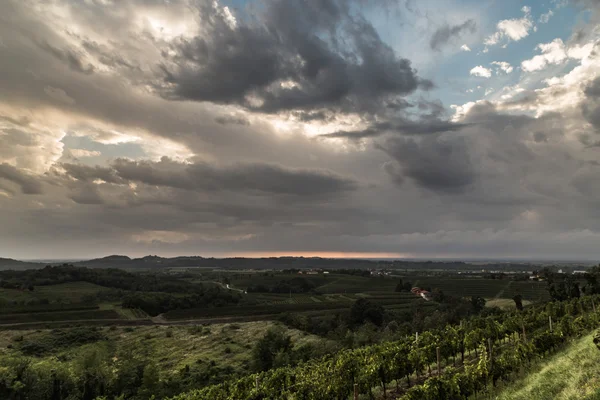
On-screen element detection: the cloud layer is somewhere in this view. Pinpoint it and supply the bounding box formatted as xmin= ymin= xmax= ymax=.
xmin=1 ymin=0 xmax=600 ymax=260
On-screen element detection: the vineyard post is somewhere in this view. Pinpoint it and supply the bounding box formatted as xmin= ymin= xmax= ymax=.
xmin=416 ymin=332 xmax=419 ymax=344
xmin=488 ymin=338 xmax=493 ymax=367
xmin=522 ymin=324 xmax=527 ymax=342
xmin=353 ymin=383 xmax=358 ymax=400
xmin=549 ymin=315 xmax=553 ymax=333
xmin=593 ymin=298 xmax=597 ymax=313
xmin=255 ymin=376 xmax=259 ymax=392
xmin=436 ymin=346 xmax=441 ymax=376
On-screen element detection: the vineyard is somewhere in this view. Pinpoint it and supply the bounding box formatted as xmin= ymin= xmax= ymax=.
xmin=170 ymin=295 xmax=600 ymax=400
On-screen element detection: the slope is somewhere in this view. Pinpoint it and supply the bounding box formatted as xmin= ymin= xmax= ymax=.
xmin=481 ymin=332 xmax=600 ymax=400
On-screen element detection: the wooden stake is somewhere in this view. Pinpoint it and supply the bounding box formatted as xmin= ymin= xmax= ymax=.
xmin=354 ymin=383 xmax=359 ymax=400
xmin=255 ymin=376 xmax=259 ymax=392
xmin=522 ymin=324 xmax=527 ymax=342
xmin=436 ymin=346 xmax=441 ymax=376
xmin=549 ymin=315 xmax=553 ymax=333
xmin=416 ymin=331 xmax=419 ymax=344
xmin=488 ymin=338 xmax=493 ymax=365
xmin=593 ymin=298 xmax=597 ymax=313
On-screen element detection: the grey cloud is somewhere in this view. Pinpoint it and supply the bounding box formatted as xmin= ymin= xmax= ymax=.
xmin=214 ymin=115 xmax=250 ymax=126
xmin=533 ymin=132 xmax=548 ymax=143
xmin=430 ymin=19 xmax=477 ymax=51
xmin=68 ymin=184 xmax=105 ymax=205
xmin=320 ymin=119 xmax=469 ymax=139
xmin=37 ymin=41 xmax=95 ymax=75
xmin=60 ymin=163 xmax=125 ymax=185
xmin=583 ymin=76 xmax=600 ymax=131
xmin=111 ymin=158 xmax=359 ymax=197
xmin=0 ymin=163 xmax=43 ymax=194
xmin=161 ymin=0 xmax=428 ymax=115
xmin=80 ymin=39 xmax=139 ymax=71
xmin=377 ymin=135 xmax=475 ymax=193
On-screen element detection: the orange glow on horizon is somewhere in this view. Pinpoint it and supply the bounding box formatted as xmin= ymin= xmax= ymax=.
xmin=228 ymin=251 xmax=411 ymax=259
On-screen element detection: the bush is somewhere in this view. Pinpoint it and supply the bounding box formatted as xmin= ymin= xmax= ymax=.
xmin=224 ymin=347 xmax=232 ymax=354
xmin=166 ymin=329 xmax=174 ymax=338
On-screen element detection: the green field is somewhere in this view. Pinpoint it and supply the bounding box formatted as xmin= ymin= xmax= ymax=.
xmin=0 ymin=281 xmax=108 ymax=304
xmin=478 ymin=332 xmax=600 ymax=400
xmin=0 ymin=321 xmax=328 ymax=382
xmin=404 ymin=276 xmax=549 ymax=301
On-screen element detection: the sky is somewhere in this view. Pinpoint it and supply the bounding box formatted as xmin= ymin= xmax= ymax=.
xmin=1 ymin=0 xmax=600 ymax=260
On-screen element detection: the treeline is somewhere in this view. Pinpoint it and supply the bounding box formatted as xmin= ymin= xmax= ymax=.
xmin=539 ymin=266 xmax=600 ymax=301
xmin=279 ymin=291 xmax=491 ymax=340
xmin=0 ymin=265 xmax=203 ymax=293
xmin=122 ymin=291 xmax=241 ymax=317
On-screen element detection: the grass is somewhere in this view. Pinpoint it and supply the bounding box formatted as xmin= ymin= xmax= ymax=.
xmin=485 ymin=298 xmax=532 ymax=310
xmin=478 ymin=332 xmax=600 ymax=400
xmin=0 ymin=321 xmax=327 ymax=380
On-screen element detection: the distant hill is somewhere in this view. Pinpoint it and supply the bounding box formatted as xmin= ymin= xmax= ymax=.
xmin=1 ymin=254 xmax=595 ymax=272
xmin=0 ymin=258 xmax=44 ymax=270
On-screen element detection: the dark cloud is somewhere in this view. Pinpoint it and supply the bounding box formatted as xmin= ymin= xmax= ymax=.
xmin=533 ymin=132 xmax=548 ymax=143
xmin=377 ymin=135 xmax=475 ymax=192
xmin=68 ymin=184 xmax=105 ymax=205
xmin=111 ymin=157 xmax=359 ymax=197
xmin=0 ymin=163 xmax=43 ymax=194
xmin=321 ymin=119 xmax=469 ymax=139
xmin=214 ymin=115 xmax=250 ymax=126
xmin=430 ymin=19 xmax=476 ymax=51
xmin=583 ymin=76 xmax=600 ymax=132
xmin=60 ymin=163 xmax=125 ymax=185
xmin=160 ymin=0 xmax=429 ymax=115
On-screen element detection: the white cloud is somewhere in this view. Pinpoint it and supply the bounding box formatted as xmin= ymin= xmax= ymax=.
xmin=520 ymin=38 xmax=592 ymax=73
xmin=470 ymin=65 xmax=492 ymax=78
xmin=484 ymin=7 xmax=533 ymax=47
xmin=460 ymin=44 xmax=471 ymax=52
xmin=485 ymin=88 xmax=494 ymax=96
xmin=491 ymin=61 xmax=514 ymax=74
xmin=539 ymin=10 xmax=554 ymax=24
xmin=450 ymin=101 xmax=484 ymax=121
xmin=68 ymin=149 xmax=101 ymax=158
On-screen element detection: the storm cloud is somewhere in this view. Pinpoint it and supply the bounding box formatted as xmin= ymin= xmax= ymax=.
xmin=1 ymin=0 xmax=600 ymax=260
xmin=0 ymin=163 xmax=44 ymax=194
xmin=160 ymin=0 xmax=429 ymax=115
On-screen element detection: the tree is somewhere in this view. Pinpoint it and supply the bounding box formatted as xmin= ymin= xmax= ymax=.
xmin=138 ymin=362 xmax=160 ymax=399
xmin=513 ymin=294 xmax=524 ymax=311
xmin=470 ymin=296 xmax=486 ymax=314
xmin=584 ymin=266 xmax=600 ymax=294
xmin=395 ymin=280 xmax=404 ymax=292
xmin=394 ymin=279 xmax=412 ymax=292
xmin=252 ymin=328 xmax=292 ymax=372
xmin=349 ymin=298 xmax=385 ymax=327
